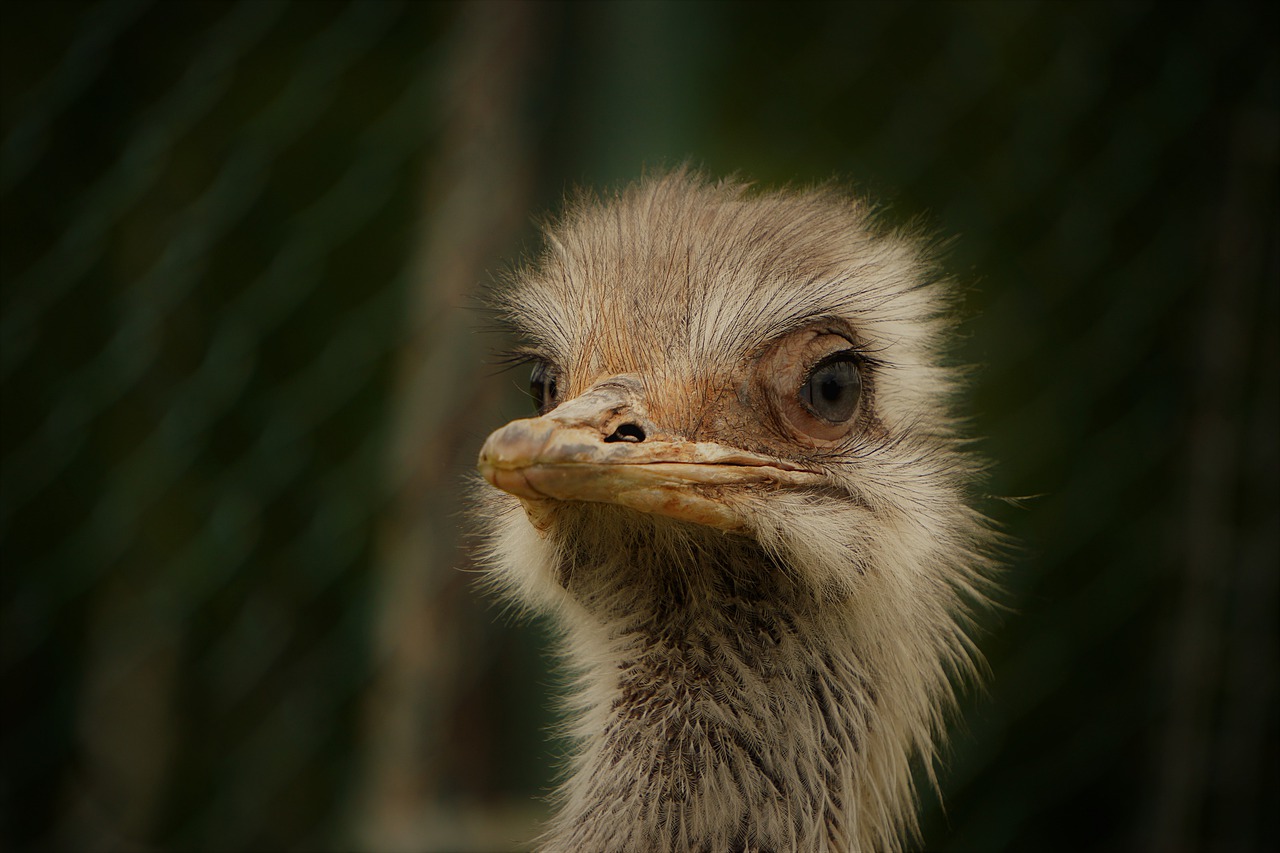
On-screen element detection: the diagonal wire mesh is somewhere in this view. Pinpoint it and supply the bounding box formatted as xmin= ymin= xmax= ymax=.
xmin=2 ymin=1 xmax=1275 ymax=851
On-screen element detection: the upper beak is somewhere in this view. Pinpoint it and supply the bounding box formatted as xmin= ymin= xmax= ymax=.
xmin=477 ymin=379 xmax=822 ymax=533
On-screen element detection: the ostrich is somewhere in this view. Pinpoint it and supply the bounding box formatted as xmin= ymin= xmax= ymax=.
xmin=475 ymin=170 xmax=994 ymax=853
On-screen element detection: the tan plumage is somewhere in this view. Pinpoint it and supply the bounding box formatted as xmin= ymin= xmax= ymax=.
xmin=476 ymin=169 xmax=995 ymax=852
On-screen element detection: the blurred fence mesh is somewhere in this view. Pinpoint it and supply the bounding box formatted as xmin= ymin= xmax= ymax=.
xmin=1 ymin=1 xmax=1275 ymax=852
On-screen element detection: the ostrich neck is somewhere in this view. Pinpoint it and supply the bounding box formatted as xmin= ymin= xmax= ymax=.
xmin=545 ymin=565 xmax=878 ymax=853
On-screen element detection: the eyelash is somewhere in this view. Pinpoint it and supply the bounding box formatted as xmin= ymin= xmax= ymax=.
xmin=808 ymin=348 xmax=861 ymax=373
xmin=491 ymin=348 xmax=545 ymax=372
xmin=799 ymin=336 xmax=884 ymax=375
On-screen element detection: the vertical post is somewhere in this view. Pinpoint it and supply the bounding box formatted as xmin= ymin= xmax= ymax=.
xmin=352 ymin=4 xmax=542 ymax=850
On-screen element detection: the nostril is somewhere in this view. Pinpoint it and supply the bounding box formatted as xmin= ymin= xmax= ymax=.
xmin=604 ymin=422 xmax=646 ymax=443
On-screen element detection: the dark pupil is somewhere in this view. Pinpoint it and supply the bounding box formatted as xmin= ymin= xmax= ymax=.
xmin=801 ymin=357 xmax=860 ymax=422
xmin=530 ymin=362 xmax=557 ymax=413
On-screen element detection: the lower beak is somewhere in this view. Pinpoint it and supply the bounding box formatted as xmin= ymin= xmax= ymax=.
xmin=478 ymin=414 xmax=822 ymax=533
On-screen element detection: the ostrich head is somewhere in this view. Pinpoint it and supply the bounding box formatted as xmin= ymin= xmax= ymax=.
xmin=475 ymin=170 xmax=994 ymax=853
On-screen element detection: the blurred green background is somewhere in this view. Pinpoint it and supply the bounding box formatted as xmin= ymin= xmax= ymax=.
xmin=2 ymin=1 xmax=1275 ymax=851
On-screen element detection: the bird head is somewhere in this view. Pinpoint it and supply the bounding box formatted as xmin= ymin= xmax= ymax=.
xmin=477 ymin=170 xmax=986 ymax=620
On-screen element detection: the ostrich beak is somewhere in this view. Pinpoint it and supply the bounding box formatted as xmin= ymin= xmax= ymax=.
xmin=478 ymin=381 xmax=822 ymax=533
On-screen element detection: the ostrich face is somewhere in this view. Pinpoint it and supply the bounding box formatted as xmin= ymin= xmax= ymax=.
xmin=479 ymin=172 xmax=979 ymax=609
xmin=477 ymin=321 xmax=859 ymax=535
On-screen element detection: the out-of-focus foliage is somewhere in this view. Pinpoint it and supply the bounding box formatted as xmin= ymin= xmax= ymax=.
xmin=2 ymin=1 xmax=1275 ymax=851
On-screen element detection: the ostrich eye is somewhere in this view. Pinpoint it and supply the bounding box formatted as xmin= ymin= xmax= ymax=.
xmin=799 ymin=353 xmax=861 ymax=423
xmin=530 ymin=361 xmax=559 ymax=414
xmin=758 ymin=329 xmax=867 ymax=444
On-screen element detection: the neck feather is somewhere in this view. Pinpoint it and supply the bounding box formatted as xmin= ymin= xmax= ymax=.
xmin=539 ymin=528 xmax=923 ymax=853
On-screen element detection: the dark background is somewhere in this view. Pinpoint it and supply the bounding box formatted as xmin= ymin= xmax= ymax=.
xmin=2 ymin=1 xmax=1276 ymax=851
